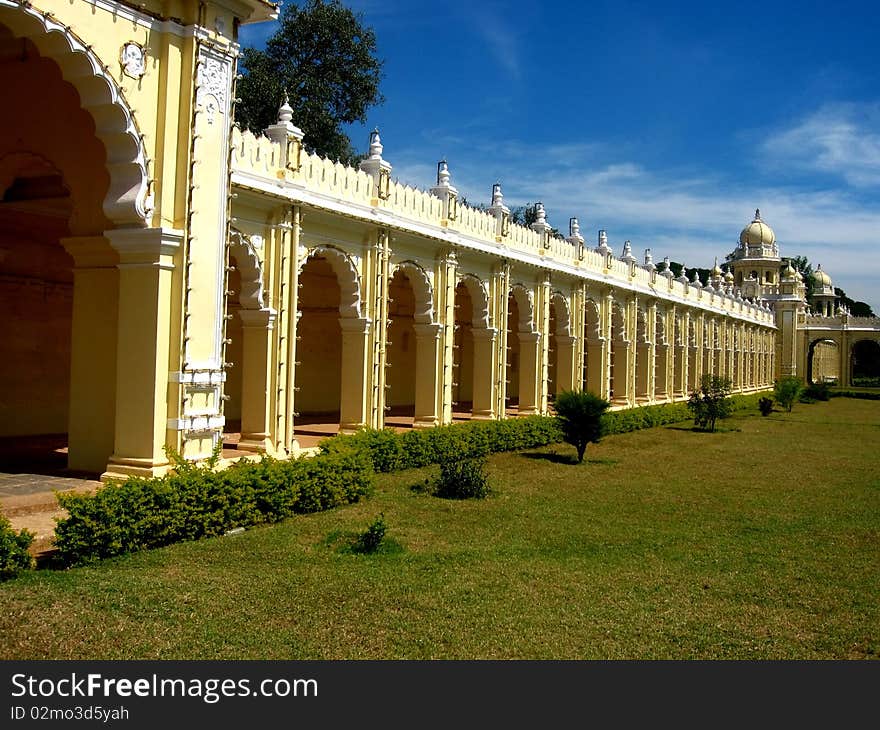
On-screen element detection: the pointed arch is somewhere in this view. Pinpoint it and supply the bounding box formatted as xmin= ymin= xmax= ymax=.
xmin=0 ymin=2 xmax=151 ymax=225
xmin=457 ymin=273 xmax=490 ymax=329
xmin=392 ymin=260 xmax=434 ymax=324
xmin=299 ymin=245 xmax=361 ymax=318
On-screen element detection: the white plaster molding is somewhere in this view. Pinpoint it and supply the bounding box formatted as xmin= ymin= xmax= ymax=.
xmin=299 ymin=245 xmax=362 ymax=318
xmin=0 ymin=0 xmax=152 ymax=225
xmin=393 ymin=260 xmax=434 ymax=324
xmin=230 ymin=173 xmax=776 ymax=329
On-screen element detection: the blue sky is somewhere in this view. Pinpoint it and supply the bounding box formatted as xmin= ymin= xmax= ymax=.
xmin=242 ymin=0 xmax=880 ymax=307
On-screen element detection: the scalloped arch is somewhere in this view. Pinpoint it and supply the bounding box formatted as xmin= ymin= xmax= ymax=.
xmin=509 ymin=284 xmax=535 ymax=333
xmin=456 ymin=273 xmax=490 ymax=329
xmin=584 ymin=298 xmax=601 ymax=340
xmin=299 ymin=245 xmax=361 ymax=318
xmin=391 ymin=260 xmax=434 ymax=324
xmin=550 ymin=291 xmax=571 ymax=337
xmin=0 ymin=1 xmax=151 ymax=226
xmin=229 ymin=230 xmax=265 ymax=310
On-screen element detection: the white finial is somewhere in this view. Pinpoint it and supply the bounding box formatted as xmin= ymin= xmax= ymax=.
xmin=535 ymin=202 xmax=546 ymax=224
xmin=644 ymin=248 xmax=654 ymax=267
xmin=621 ymin=240 xmax=636 ymax=264
xmin=368 ymin=128 xmax=383 ymax=159
xmin=691 ymin=269 xmax=702 ymax=287
xmin=491 ymin=182 xmax=504 ymax=207
xmin=437 ymin=159 xmax=450 ymax=186
xmin=530 ymin=202 xmax=551 ymax=235
xmin=567 ymin=217 xmax=584 ymax=247
xmin=597 ymin=229 xmax=611 ymax=254
xmin=678 ymin=264 xmax=690 ymax=284
xmin=278 ymin=93 xmax=293 ymax=124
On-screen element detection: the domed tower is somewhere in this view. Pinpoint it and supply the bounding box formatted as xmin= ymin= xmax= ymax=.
xmin=810 ymin=265 xmax=837 ymax=316
xmin=728 ymin=209 xmax=782 ymax=298
xmin=728 ymin=209 xmax=805 ymax=378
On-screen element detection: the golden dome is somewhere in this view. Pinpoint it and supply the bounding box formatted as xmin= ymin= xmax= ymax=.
xmin=739 ymin=208 xmax=776 ymax=247
xmin=812 ymin=265 xmax=833 ymax=287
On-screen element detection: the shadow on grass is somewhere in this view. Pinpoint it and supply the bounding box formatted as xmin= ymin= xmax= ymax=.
xmin=321 ymin=530 xmax=405 ymax=556
xmin=666 ymin=425 xmax=741 ymax=433
xmin=518 ymin=450 xmax=619 ymax=466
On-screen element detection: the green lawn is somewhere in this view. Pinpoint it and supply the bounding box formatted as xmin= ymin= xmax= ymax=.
xmin=2 ymin=398 xmax=878 ymax=659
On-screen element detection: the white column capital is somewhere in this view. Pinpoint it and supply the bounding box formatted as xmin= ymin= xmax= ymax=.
xmin=238 ymin=307 xmax=277 ymax=329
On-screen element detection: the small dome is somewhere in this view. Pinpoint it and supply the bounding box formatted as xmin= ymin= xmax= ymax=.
xmin=783 ymin=262 xmax=798 ymax=280
xmin=739 ymin=208 xmax=776 ymax=247
xmin=812 ymin=264 xmax=833 ymax=287
xmin=710 ymin=258 xmax=723 ymax=277
xmin=724 ymin=267 xmax=735 ymax=282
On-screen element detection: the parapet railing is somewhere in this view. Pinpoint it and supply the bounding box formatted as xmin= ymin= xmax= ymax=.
xmin=231 ymin=127 xmax=775 ymax=325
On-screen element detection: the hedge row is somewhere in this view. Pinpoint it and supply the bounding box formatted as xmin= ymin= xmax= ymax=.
xmin=320 ymin=415 xmax=563 ymax=472
xmin=0 ymin=515 xmax=34 ymax=582
xmin=830 ymin=389 xmax=880 ymax=401
xmin=53 ymin=450 xmax=373 ymax=567
xmin=321 ymin=394 xmax=767 ymax=474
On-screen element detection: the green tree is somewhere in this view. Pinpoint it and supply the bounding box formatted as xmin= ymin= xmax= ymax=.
xmin=773 ymin=376 xmax=805 ymax=413
xmin=788 ymin=255 xmax=815 ymax=300
xmin=553 ymin=390 xmax=610 ymax=463
xmin=834 ymin=287 xmax=875 ymax=317
xmin=509 ymin=203 xmax=561 ymax=236
xmin=687 ymin=375 xmax=733 ymax=432
xmin=236 ymin=0 xmax=384 ymax=164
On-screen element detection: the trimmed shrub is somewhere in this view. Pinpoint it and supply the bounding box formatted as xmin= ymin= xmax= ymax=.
xmin=54 ymin=450 xmax=373 ymax=567
xmin=830 ymin=389 xmax=880 ymax=400
xmin=0 ymin=515 xmax=34 ymax=581
xmin=321 ymin=415 xmax=562 ymax=472
xmin=802 ymin=382 xmax=831 ymax=402
xmin=435 ymin=456 xmax=491 ymax=499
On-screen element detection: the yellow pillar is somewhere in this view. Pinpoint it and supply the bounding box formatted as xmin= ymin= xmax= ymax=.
xmin=413 ymin=323 xmax=443 ymax=427
xmin=470 ymin=327 xmax=497 ymax=419
xmin=339 ymin=317 xmax=371 ymax=432
xmin=517 ymin=331 xmax=541 ymax=415
xmin=103 ymin=227 xmax=181 ymax=479
xmin=555 ymin=335 xmax=577 ymax=395
xmin=62 ymin=236 xmax=119 ymax=473
xmin=438 ymin=250 xmax=458 ymax=424
xmin=237 ymin=308 xmax=276 ymax=453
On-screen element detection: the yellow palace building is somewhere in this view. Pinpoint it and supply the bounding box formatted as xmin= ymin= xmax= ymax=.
xmin=2 ymin=0 xmax=878 ymax=481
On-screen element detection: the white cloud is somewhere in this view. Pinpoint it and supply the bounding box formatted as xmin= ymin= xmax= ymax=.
xmin=763 ymin=103 xmax=880 ymax=187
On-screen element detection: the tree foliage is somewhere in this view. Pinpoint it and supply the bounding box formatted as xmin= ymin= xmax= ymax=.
xmin=834 ymin=287 xmax=875 ymax=318
xmin=553 ymin=390 xmax=610 ymax=463
xmin=510 ymin=203 xmax=561 ymax=236
xmin=236 ymin=0 xmax=384 ymax=164
xmin=773 ymin=376 xmax=805 ymax=413
xmin=687 ymin=375 xmax=733 ymax=432
xmin=788 ymin=254 xmax=874 ymax=317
